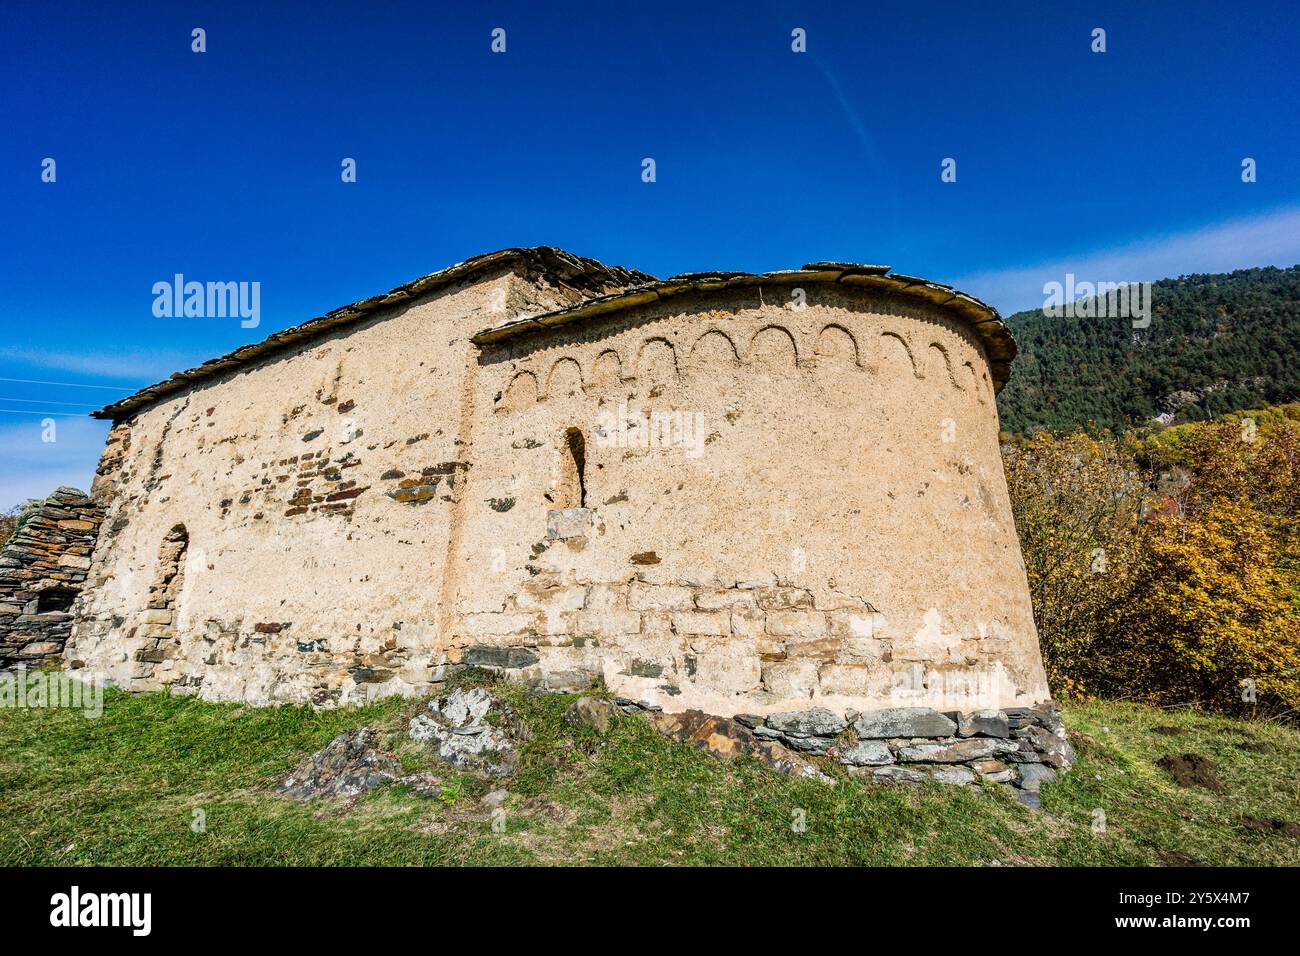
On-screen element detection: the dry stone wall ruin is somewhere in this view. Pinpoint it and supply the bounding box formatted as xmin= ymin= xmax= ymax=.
xmin=65 ymin=247 xmax=1054 ymax=724
xmin=0 ymin=487 xmax=104 ymax=670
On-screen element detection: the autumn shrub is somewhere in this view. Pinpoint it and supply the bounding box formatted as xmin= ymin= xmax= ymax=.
xmin=1140 ymin=412 xmax=1299 ymax=603
xmin=1101 ymin=498 xmax=1300 ymax=712
xmin=1005 ymin=413 xmax=1300 ymax=716
xmin=1003 ymin=431 xmax=1145 ymax=698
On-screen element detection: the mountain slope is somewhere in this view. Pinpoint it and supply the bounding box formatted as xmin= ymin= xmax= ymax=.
xmin=996 ymin=266 xmax=1300 ymax=434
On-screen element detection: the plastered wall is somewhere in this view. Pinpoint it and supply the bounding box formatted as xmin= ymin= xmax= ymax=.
xmin=68 ymin=275 xmax=1050 ymax=714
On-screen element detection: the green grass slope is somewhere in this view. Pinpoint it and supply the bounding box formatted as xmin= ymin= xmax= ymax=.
xmin=1 ymin=680 xmax=1296 ymax=866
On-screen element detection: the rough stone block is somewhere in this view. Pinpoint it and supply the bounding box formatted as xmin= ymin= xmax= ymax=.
xmin=671 ymin=611 xmax=729 ymax=636
xmin=1023 ymin=724 xmax=1076 ymax=769
xmin=532 ymin=668 xmax=601 ymax=694
xmin=583 ymin=584 xmax=626 ymax=611
xmin=546 ymin=508 xmax=592 ymax=541
xmin=693 ymin=589 xmax=757 ymax=610
xmin=461 ymin=645 xmax=540 ymax=669
xmin=18 ymin=641 xmax=61 ymax=657
xmin=685 ymin=634 xmax=755 ymax=658
xmin=760 ymin=660 xmax=819 ymax=698
xmin=930 ymin=766 xmax=976 ymax=786
xmin=729 ymin=609 xmax=764 ymax=640
xmin=689 ymin=653 xmax=761 ymax=695
xmin=623 ymin=657 xmax=666 ymax=678
xmin=766 ymin=707 xmax=846 ymax=737
xmin=515 ymin=584 xmax=588 ymax=612
xmin=1015 ymin=762 xmax=1058 ymax=793
xmin=575 ymin=609 xmax=641 ymax=636
xmin=872 ymin=765 xmax=928 ymax=783
xmin=563 ymin=696 xmax=618 ymax=733
xmin=853 ymin=707 xmax=958 ymax=739
xmin=958 ymin=709 xmax=1010 ymax=738
xmin=828 ymin=610 xmax=887 ymax=639
xmin=628 ymin=583 xmax=694 ymax=611
xmin=836 ymin=739 xmax=894 ymax=766
xmin=765 ymin=610 xmax=826 ymax=639
xmin=839 ymin=635 xmax=886 ymax=664
xmin=756 ymin=587 xmax=814 ymax=610
xmin=535 ymin=607 xmax=576 ymax=636
xmin=783 ymin=637 xmax=840 ymax=659
xmin=896 ymin=738 xmax=1003 ymax=763
xmin=817 ymin=663 xmax=886 ymax=696
xmin=459 ymin=612 xmax=537 ymax=638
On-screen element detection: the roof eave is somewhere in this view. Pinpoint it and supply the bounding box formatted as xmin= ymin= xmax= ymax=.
xmin=470 ymin=265 xmax=1017 ymax=390
xmin=91 ymin=246 xmax=654 ymax=421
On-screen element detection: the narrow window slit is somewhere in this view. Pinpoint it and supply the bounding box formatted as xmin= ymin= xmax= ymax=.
xmin=563 ymin=427 xmax=586 ymax=508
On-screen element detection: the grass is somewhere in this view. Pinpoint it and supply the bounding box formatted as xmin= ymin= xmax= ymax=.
xmin=1 ymin=676 xmax=1297 ymax=866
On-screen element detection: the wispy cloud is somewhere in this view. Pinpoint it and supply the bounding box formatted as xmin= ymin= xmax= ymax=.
xmin=0 ymin=346 xmax=196 ymax=384
xmin=952 ymin=206 xmax=1300 ymax=315
xmin=0 ymin=345 xmax=192 ymax=506
xmin=0 ymin=416 xmax=110 ymax=508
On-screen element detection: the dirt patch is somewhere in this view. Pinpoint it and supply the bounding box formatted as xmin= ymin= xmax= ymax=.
xmin=1236 ymin=741 xmax=1273 ymax=754
xmin=1155 ymin=848 xmax=1200 ymax=866
xmin=529 ymin=793 xmax=655 ymax=864
xmin=412 ymin=790 xmax=570 ymax=840
xmin=1240 ymin=816 xmax=1300 ymax=838
xmin=1156 ymin=753 xmax=1227 ymax=793
xmin=1151 ymin=726 xmax=1185 ymax=736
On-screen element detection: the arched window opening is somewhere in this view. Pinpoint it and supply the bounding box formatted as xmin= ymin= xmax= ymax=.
xmin=558 ymin=427 xmax=587 ymax=509
xmin=147 ymin=525 xmax=188 ymax=623
xmin=136 ymin=524 xmax=189 ymax=683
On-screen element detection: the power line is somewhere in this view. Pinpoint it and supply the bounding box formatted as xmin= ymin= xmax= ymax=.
xmin=0 ymin=408 xmax=92 ymax=416
xmin=0 ymin=377 xmax=141 ymax=392
xmin=0 ymin=396 xmax=101 ymax=407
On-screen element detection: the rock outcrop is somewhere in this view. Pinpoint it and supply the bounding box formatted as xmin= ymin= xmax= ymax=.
xmin=408 ymin=687 xmax=520 ymax=778
xmin=280 ymin=726 xmax=401 ymax=800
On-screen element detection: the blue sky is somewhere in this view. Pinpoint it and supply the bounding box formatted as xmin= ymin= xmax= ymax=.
xmin=2 ymin=0 xmax=1298 ymax=505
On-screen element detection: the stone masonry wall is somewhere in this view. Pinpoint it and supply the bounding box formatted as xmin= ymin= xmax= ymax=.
xmin=65 ymin=267 xmax=604 ymax=704
xmin=67 ymin=263 xmax=1051 ymax=721
xmin=451 ymin=286 xmax=1050 ymax=717
xmin=0 ymin=487 xmax=104 ymax=669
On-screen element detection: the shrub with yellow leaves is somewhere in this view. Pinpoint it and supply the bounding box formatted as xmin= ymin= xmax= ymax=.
xmin=1004 ymin=411 xmax=1299 ymax=717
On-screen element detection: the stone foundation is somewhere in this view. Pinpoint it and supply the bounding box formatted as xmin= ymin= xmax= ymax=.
xmin=624 ymin=699 xmax=1073 ymax=803
xmin=0 ymin=488 xmax=104 ymax=670
xmin=444 ymin=572 xmax=1034 ymax=717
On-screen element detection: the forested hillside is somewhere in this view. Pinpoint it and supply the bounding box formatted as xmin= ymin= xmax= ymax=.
xmin=997 ymin=266 xmax=1300 ymax=434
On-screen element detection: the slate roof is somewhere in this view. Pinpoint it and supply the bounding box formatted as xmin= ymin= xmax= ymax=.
xmin=471 ymin=261 xmax=1016 ymax=390
xmin=92 ymin=247 xmax=653 ymax=420
xmin=94 ymin=249 xmax=1014 ymax=419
